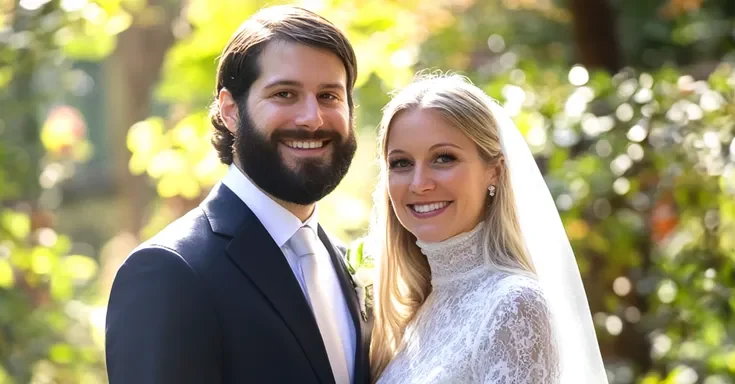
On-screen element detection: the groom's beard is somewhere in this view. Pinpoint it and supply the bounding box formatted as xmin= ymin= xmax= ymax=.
xmin=233 ymin=109 xmax=357 ymax=205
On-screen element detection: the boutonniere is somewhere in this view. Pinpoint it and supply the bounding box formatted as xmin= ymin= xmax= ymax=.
xmin=346 ymin=237 xmax=374 ymax=321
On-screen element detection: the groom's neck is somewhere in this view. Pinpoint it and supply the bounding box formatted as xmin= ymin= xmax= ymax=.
xmin=278 ymin=199 xmax=315 ymax=223
xmin=233 ymin=160 xmax=315 ymax=223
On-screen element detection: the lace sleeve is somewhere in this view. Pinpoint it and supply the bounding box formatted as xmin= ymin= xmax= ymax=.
xmin=474 ymin=282 xmax=560 ymax=384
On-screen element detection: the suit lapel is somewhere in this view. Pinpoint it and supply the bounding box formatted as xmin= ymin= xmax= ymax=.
xmin=202 ymin=184 xmax=334 ymax=384
xmin=318 ymin=227 xmax=374 ymax=384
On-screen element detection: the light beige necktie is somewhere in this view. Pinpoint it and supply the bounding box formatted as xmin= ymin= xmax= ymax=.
xmin=291 ymin=227 xmax=351 ymax=384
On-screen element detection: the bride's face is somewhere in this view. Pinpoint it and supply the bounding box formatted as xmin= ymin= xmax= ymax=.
xmin=386 ymin=107 xmax=497 ymax=243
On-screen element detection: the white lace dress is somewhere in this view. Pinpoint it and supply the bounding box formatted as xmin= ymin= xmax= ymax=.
xmin=376 ymin=223 xmax=561 ymax=384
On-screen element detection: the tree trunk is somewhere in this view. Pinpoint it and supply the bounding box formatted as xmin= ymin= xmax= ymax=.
xmin=568 ymin=0 xmax=623 ymax=73
xmin=105 ymin=1 xmax=177 ymax=239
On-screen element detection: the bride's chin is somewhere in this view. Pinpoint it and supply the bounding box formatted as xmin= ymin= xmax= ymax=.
xmin=410 ymin=226 xmax=448 ymax=244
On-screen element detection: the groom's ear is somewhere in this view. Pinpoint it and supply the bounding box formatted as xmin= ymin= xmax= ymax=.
xmin=218 ymin=88 xmax=239 ymax=135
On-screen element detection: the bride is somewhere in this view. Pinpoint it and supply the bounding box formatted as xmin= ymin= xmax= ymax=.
xmin=367 ymin=73 xmax=608 ymax=383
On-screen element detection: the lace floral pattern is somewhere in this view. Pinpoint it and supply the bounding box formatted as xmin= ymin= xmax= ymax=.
xmin=377 ymin=223 xmax=561 ymax=384
xmin=415 ymin=222 xmax=487 ymax=286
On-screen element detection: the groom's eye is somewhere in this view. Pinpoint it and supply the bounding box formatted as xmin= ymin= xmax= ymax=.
xmin=319 ymin=93 xmax=339 ymax=101
xmin=274 ymin=91 xmax=294 ymax=98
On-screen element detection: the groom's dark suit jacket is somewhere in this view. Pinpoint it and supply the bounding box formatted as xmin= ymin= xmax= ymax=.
xmin=105 ymin=183 xmax=373 ymax=384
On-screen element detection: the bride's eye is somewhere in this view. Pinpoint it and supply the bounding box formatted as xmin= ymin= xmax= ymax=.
xmin=389 ymin=158 xmax=411 ymax=169
xmin=435 ymin=152 xmax=457 ymax=164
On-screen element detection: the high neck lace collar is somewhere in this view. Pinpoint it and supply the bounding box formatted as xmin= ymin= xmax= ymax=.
xmin=416 ymin=222 xmax=488 ymax=286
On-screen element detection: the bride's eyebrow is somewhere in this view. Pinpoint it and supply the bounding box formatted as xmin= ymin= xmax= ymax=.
xmin=429 ymin=143 xmax=463 ymax=151
xmin=387 ymin=149 xmax=409 ymax=157
xmin=387 ymin=143 xmax=462 ymax=157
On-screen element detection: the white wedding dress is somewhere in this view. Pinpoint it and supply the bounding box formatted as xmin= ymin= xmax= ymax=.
xmin=376 ymin=222 xmax=561 ymax=384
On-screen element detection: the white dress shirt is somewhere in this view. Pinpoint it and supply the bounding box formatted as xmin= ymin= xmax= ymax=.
xmin=221 ymin=164 xmax=356 ymax=382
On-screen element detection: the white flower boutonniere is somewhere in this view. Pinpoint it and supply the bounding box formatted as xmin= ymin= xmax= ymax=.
xmin=346 ymin=238 xmax=374 ymax=321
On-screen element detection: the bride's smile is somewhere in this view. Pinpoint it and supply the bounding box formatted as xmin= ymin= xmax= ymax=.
xmin=408 ymin=201 xmax=451 ymax=216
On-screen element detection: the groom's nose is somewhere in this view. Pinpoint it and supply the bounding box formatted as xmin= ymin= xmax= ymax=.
xmin=293 ymin=95 xmax=324 ymax=131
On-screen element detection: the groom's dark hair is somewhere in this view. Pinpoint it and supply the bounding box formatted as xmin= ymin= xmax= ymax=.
xmin=209 ymin=5 xmax=358 ymax=165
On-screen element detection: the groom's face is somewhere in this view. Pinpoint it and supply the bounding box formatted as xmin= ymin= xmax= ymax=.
xmin=234 ymin=40 xmax=357 ymax=205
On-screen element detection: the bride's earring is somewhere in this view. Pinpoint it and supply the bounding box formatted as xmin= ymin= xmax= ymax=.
xmin=488 ymin=185 xmax=496 ymax=197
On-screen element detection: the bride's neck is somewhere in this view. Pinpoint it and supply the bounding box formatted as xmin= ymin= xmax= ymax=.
xmin=415 ymin=221 xmax=487 ymax=286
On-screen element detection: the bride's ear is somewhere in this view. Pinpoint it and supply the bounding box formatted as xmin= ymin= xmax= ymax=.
xmin=485 ymin=156 xmax=505 ymax=188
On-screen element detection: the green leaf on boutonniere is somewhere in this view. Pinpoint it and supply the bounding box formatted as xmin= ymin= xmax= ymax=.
xmin=346 ymin=237 xmax=375 ymax=274
xmin=354 ymin=239 xmax=364 ymax=266
xmin=346 ymin=238 xmax=364 ymax=275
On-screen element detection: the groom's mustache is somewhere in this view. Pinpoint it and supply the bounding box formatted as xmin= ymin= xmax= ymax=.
xmin=270 ymin=128 xmax=343 ymax=142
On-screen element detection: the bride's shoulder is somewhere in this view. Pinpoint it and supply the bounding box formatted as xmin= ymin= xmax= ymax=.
xmin=492 ymin=271 xmax=543 ymax=292
xmin=486 ymin=272 xmax=550 ymax=311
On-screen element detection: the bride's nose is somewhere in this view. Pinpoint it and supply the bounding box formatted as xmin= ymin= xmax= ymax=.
xmin=408 ymin=166 xmax=435 ymax=194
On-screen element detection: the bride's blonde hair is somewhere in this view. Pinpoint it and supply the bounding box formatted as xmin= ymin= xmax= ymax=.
xmin=368 ymin=73 xmax=536 ymax=381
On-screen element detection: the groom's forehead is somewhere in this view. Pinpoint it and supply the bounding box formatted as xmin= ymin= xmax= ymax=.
xmin=252 ymin=41 xmax=348 ymax=91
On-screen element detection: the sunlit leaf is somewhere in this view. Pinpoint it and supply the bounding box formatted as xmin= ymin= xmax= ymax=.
xmin=129 ymin=152 xmax=152 ymax=175
xmin=702 ymin=320 xmax=725 ymax=346
xmin=31 ymin=247 xmax=55 ymax=275
xmin=588 ymin=70 xmax=613 ymax=93
xmin=0 ymin=366 xmax=10 ymax=384
xmin=157 ymin=174 xmax=180 ymax=198
xmin=0 ymin=259 xmax=15 ymax=288
xmin=120 ymin=0 xmax=146 ymax=12
xmin=565 ymin=219 xmax=589 ymax=240
xmin=179 ymin=176 xmax=202 ymax=200
xmin=727 ymin=352 xmax=735 ymax=373
xmin=49 ymin=343 xmax=74 ymax=364
xmin=47 ymin=311 xmax=68 ymax=333
xmin=147 ymin=149 xmax=187 ymax=179
xmin=172 ymin=115 xmax=207 ymax=152
xmin=73 ymin=140 xmax=95 ymax=162
xmin=639 ymin=372 xmax=662 ymax=384
xmin=104 ymin=13 xmax=132 ymax=35
xmin=194 ymin=153 xmax=228 ymax=186
xmin=51 ymin=273 xmax=74 ymax=301
xmin=513 ymin=110 xmax=538 ymax=136
xmin=96 ymin=0 xmax=126 ymax=13
xmin=2 ymin=211 xmax=31 ymax=239
xmin=127 ymin=117 xmax=165 ymax=154
xmin=10 ymin=245 xmax=31 ymax=270
xmin=0 ymin=66 xmax=13 ymax=89
xmin=53 ymin=234 xmax=73 ymax=255
xmin=62 ymin=25 xmax=117 ymax=60
xmin=63 ymin=255 xmax=98 ymax=281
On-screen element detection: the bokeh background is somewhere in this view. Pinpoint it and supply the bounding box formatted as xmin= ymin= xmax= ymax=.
xmin=2 ymin=0 xmax=735 ymax=382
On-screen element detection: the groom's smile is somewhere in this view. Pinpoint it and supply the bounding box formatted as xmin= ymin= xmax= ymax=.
xmin=282 ymin=139 xmax=328 ymax=150
xmin=268 ymin=126 xmax=349 ymax=175
xmin=270 ymin=127 xmax=341 ymax=167
xmin=279 ymin=140 xmax=332 ymax=163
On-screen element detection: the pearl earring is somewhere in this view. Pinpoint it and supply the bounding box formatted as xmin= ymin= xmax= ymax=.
xmin=488 ymin=185 xmax=496 ymax=197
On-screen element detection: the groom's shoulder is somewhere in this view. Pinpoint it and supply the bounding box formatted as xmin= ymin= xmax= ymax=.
xmin=126 ymin=206 xmax=221 ymax=271
xmin=108 ymin=207 xmax=222 ymax=320
xmin=147 ymin=207 xmax=213 ymax=248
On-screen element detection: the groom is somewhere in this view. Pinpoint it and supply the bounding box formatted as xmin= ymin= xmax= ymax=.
xmin=105 ymin=5 xmax=372 ymax=384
